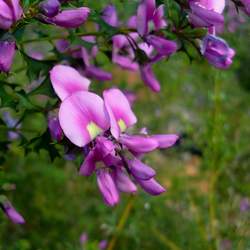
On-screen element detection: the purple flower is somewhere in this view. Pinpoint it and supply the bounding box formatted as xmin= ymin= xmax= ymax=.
xmin=48 ymin=111 xmax=63 ymax=141
xmin=201 ymin=35 xmax=235 ymax=69
xmin=139 ymin=63 xmax=161 ymax=92
xmin=39 ymin=0 xmax=60 ymax=17
xmin=189 ymin=1 xmax=224 ymax=28
xmin=137 ymin=0 xmax=167 ymax=36
xmin=0 ymin=200 xmax=25 ymax=224
xmin=49 ymin=71 xmax=179 ymax=205
xmin=128 ymin=158 xmax=156 ymax=180
xmin=136 ymin=177 xmax=166 ymax=195
xmin=240 ymin=198 xmax=250 ymax=212
xmin=99 ymin=240 xmax=108 ymax=250
xmin=146 ymin=35 xmax=177 ymax=56
xmin=240 ymin=0 xmax=250 ymax=15
xmin=101 ymin=4 xmax=119 ymax=27
xmin=46 ymin=7 xmax=90 ymax=28
xmin=81 ymin=38 xmax=112 ymax=81
xmin=97 ymin=168 xmax=120 ymax=206
xmin=79 ymin=232 xmax=88 ymax=245
xmin=0 ymin=41 xmax=16 ymax=72
xmin=0 ymin=0 xmax=23 ymax=30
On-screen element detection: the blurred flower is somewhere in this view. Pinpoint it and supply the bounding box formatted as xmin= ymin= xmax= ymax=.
xmin=99 ymin=240 xmax=108 ymax=250
xmin=0 ymin=0 xmax=23 ymax=30
xmin=188 ymin=0 xmax=224 ymax=28
xmin=2 ymin=111 xmax=20 ymax=140
xmin=220 ymin=239 xmax=232 ymax=250
xmin=240 ymin=0 xmax=250 ymax=15
xmin=79 ymin=232 xmax=88 ymax=245
xmin=0 ymin=40 xmax=16 ymax=72
xmin=201 ymin=35 xmax=235 ymax=69
xmin=0 ymin=199 xmax=25 ymax=224
xmin=45 ymin=7 xmax=90 ymax=28
xmin=136 ymin=0 xmax=167 ymax=36
xmin=140 ymin=63 xmax=161 ymax=92
xmin=39 ymin=0 xmax=61 ymax=17
xmin=48 ymin=111 xmax=63 ymax=141
xmin=101 ymin=4 xmax=119 ymax=27
xmin=101 ymin=3 xmax=176 ymax=92
xmin=240 ymin=198 xmax=250 ymax=212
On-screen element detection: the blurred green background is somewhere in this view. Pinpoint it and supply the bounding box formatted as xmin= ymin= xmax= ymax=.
xmin=0 ymin=1 xmax=250 ymax=250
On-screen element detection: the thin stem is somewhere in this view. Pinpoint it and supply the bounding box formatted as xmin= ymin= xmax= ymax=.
xmin=107 ymin=196 xmax=134 ymax=250
xmin=152 ymin=228 xmax=182 ymax=250
xmin=208 ymin=70 xmax=222 ymax=250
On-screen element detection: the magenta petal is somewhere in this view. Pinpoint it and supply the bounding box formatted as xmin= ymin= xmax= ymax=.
xmin=153 ymin=4 xmax=167 ymax=30
xmin=128 ymin=158 xmax=156 ymax=180
xmin=140 ymin=64 xmax=161 ymax=92
xmin=199 ymin=0 xmax=225 ymax=13
xmin=119 ymin=134 xmax=158 ymax=153
xmin=97 ymin=169 xmax=119 ymax=206
xmin=137 ymin=1 xmax=148 ymax=36
xmin=137 ymin=177 xmax=166 ymax=195
xmin=50 ymin=65 xmax=91 ymax=100
xmin=146 ymin=35 xmax=177 ymax=56
xmin=1 ymin=201 xmax=25 ymax=224
xmin=49 ymin=7 xmax=90 ymax=28
xmin=85 ymin=66 xmax=112 ymax=81
xmin=95 ymin=136 xmax=115 ymax=158
xmin=0 ymin=1 xmax=13 ymax=29
xmin=103 ymin=88 xmax=137 ymax=139
xmin=113 ymin=168 xmax=137 ymax=193
xmin=7 ymin=0 xmax=23 ymax=21
xmin=151 ymin=134 xmax=179 ymax=149
xmin=59 ymin=91 xmax=110 ymax=147
xmin=48 ymin=112 xmax=63 ymax=141
xmin=102 ymin=4 xmax=118 ymax=27
xmin=79 ymin=150 xmax=96 ymax=176
xmin=0 ymin=41 xmax=15 ymax=72
xmin=112 ymin=54 xmax=138 ymax=71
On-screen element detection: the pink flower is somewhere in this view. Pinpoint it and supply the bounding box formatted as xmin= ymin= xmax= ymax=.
xmin=0 ymin=0 xmax=23 ymax=30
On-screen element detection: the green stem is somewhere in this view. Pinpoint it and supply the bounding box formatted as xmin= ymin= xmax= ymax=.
xmin=107 ymin=196 xmax=135 ymax=250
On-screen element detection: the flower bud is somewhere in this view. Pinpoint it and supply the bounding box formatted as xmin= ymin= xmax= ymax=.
xmin=201 ymin=35 xmax=235 ymax=69
xmin=0 ymin=40 xmax=16 ymax=72
xmin=39 ymin=0 xmax=61 ymax=17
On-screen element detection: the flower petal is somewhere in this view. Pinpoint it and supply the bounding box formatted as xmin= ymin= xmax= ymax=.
xmin=97 ymin=169 xmax=119 ymax=206
xmin=146 ymin=35 xmax=177 ymax=56
xmin=113 ymin=168 xmax=137 ymax=193
xmin=1 ymin=201 xmax=25 ymax=224
xmin=128 ymin=158 xmax=156 ymax=180
xmin=101 ymin=4 xmax=119 ymax=27
xmin=137 ymin=177 xmax=166 ymax=195
xmin=103 ymin=88 xmax=137 ymax=139
xmin=151 ymin=134 xmax=179 ymax=148
xmin=0 ymin=41 xmax=15 ymax=72
xmin=119 ymin=134 xmax=158 ymax=153
xmin=50 ymin=65 xmax=91 ymax=100
xmin=85 ymin=66 xmax=112 ymax=81
xmin=49 ymin=7 xmax=90 ymax=28
xmin=79 ymin=150 xmax=96 ymax=176
xmin=59 ymin=91 xmax=109 ymax=147
xmin=140 ymin=64 xmax=161 ymax=92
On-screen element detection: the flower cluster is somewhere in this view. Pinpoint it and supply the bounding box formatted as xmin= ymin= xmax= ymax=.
xmin=0 ymin=0 xmax=249 ymax=223
xmin=50 ymin=65 xmax=179 ymax=206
